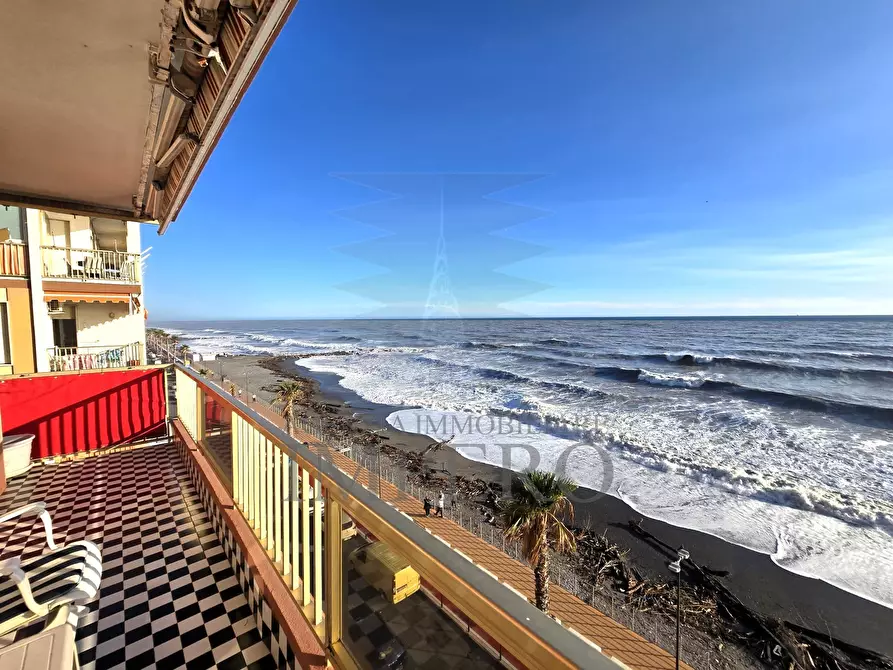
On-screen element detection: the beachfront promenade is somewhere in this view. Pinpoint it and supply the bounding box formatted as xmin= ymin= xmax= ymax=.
xmin=246 ymin=399 xmax=688 ymax=670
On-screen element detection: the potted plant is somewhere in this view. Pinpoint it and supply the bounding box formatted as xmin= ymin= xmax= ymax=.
xmin=3 ymin=433 xmax=35 ymax=479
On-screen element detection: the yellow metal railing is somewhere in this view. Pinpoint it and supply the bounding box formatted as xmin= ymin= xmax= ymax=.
xmin=172 ymin=363 xmax=619 ymax=670
xmin=232 ymin=412 xmax=326 ymax=625
xmin=174 ymin=368 xmax=199 ymax=440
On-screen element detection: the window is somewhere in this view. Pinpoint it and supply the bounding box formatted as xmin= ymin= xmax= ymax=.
xmin=0 ymin=303 xmax=11 ymax=365
xmin=0 ymin=206 xmax=24 ymax=242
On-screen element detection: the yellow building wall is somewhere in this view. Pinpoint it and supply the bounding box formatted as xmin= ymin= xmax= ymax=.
xmin=0 ymin=284 xmax=36 ymax=374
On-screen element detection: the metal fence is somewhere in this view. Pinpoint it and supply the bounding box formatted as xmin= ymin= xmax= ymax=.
xmin=47 ymin=341 xmax=143 ymax=371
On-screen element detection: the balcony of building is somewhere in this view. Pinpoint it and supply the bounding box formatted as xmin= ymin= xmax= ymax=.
xmin=40 ymin=247 xmax=141 ymax=284
xmin=47 ymin=342 xmax=143 ymax=372
xmin=0 ymin=206 xmax=28 ymax=279
xmin=38 ymin=215 xmax=142 ymax=287
xmin=0 ymin=364 xmax=684 ymax=670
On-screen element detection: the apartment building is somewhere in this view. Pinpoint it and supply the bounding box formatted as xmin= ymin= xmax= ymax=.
xmin=0 ymin=205 xmax=146 ymax=375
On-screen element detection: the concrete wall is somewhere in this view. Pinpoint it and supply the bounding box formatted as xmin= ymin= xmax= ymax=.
xmin=40 ymin=213 xmax=93 ymax=249
xmin=126 ymin=221 xmax=141 ymax=254
xmin=76 ymin=302 xmax=145 ymax=353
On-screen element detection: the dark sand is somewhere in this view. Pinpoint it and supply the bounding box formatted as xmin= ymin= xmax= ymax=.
xmin=214 ymin=353 xmax=893 ymax=659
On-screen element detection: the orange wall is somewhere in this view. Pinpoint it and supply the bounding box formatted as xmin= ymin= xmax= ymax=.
xmin=1 ymin=282 xmax=36 ymax=374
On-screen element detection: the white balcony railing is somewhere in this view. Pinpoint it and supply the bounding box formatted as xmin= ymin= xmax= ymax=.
xmin=41 ymin=246 xmax=140 ymax=283
xmin=47 ymin=342 xmax=143 ymax=371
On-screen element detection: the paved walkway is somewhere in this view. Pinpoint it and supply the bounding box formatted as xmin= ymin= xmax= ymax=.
xmin=246 ymin=399 xmax=689 ymax=670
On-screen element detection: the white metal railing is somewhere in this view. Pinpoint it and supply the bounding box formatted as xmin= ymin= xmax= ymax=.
xmin=47 ymin=342 xmax=143 ymax=371
xmin=41 ymin=246 xmax=140 ymax=283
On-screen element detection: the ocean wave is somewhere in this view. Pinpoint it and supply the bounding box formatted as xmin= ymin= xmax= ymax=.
xmin=625 ymin=351 xmax=893 ymax=379
xmin=501 ymin=411 xmax=893 ymax=530
xmin=246 ymin=332 xmax=284 ymax=344
xmin=458 ymin=340 xmax=534 ymax=350
xmin=639 ymin=370 xmax=706 ymax=388
xmin=534 ymin=337 xmax=582 ymax=348
xmin=246 ymin=333 xmax=351 ymax=350
xmin=663 ymin=351 xmax=715 ymax=364
xmin=412 ymin=354 xmax=610 ymax=400
xmin=406 ymin=406 xmax=893 ymax=532
xmin=458 ymin=341 xmax=503 ymax=350
xmin=637 ymin=368 xmax=893 ymax=420
xmin=433 ymin=349 xmax=893 ymax=421
xmin=736 ymin=347 xmax=893 ymax=364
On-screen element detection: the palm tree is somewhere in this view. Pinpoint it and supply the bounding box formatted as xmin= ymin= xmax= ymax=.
xmin=501 ymin=470 xmax=577 ymax=613
xmin=273 ymin=381 xmax=306 ymax=436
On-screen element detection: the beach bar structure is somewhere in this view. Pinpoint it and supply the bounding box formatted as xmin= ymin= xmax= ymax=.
xmin=0 ymin=1 xmax=686 ymax=668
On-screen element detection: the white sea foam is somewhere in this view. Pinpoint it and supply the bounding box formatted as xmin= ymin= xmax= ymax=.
xmin=664 ymin=351 xmax=715 ymax=363
xmin=638 ymin=369 xmax=707 ymax=388
xmin=386 ymin=407 xmax=893 ymax=610
xmin=298 ymin=347 xmax=893 ymax=607
xmin=163 ymin=320 xmax=893 ymax=609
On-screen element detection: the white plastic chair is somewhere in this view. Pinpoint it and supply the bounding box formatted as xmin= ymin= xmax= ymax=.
xmin=0 ymin=502 xmax=102 ymax=639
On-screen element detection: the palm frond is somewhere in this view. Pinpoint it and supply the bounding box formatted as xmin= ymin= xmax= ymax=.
xmin=501 ymin=469 xmax=578 ymax=568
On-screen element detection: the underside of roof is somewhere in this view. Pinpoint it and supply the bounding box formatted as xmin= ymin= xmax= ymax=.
xmin=0 ymin=0 xmax=297 ymax=233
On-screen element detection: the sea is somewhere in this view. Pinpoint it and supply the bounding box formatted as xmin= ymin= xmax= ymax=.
xmin=159 ymin=317 xmax=893 ymax=608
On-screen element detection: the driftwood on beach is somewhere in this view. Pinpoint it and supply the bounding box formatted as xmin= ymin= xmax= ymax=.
xmin=626 ymin=521 xmax=893 ymax=670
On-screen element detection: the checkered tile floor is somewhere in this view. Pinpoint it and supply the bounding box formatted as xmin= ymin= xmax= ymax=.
xmin=342 ymin=538 xmax=500 ymax=669
xmin=0 ymin=443 xmax=274 ymax=670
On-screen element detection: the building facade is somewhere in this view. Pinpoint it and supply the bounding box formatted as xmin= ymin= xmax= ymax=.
xmin=0 ymin=205 xmax=146 ymax=375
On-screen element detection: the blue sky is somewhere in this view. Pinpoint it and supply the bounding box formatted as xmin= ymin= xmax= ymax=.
xmin=146 ymin=0 xmax=893 ymax=319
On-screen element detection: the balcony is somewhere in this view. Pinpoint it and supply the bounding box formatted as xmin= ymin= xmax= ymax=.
xmin=0 ymin=241 xmax=27 ymax=277
xmin=47 ymin=342 xmax=143 ymax=371
xmin=0 ymin=365 xmax=681 ymax=670
xmin=41 ymin=246 xmax=140 ymax=284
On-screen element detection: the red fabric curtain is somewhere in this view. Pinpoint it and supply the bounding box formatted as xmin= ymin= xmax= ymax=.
xmin=0 ymin=369 xmax=167 ymax=459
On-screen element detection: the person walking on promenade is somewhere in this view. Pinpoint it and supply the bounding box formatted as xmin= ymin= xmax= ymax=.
xmin=423 ymin=497 xmax=432 ymax=517
xmin=437 ymin=492 xmax=445 ymax=517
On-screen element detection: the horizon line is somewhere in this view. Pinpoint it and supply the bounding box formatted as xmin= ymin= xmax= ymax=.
xmin=150 ymin=313 xmax=893 ymax=323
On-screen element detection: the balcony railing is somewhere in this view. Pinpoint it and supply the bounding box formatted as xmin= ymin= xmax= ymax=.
xmin=41 ymin=245 xmax=140 ymax=283
xmin=173 ymin=364 xmax=628 ymax=670
xmin=47 ymin=341 xmax=143 ymax=371
xmin=0 ymin=241 xmax=27 ymax=276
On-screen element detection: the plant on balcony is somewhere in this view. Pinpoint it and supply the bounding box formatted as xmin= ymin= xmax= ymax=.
xmin=273 ymin=381 xmax=307 ymax=436
xmin=501 ymin=470 xmax=577 ymax=614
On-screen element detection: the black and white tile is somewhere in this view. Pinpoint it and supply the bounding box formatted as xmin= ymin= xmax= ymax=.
xmin=0 ymin=444 xmax=275 ymax=670
xmin=177 ymin=438 xmax=299 ymax=670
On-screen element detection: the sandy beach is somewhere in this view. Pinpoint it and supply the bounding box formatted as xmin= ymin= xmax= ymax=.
xmin=200 ymin=353 xmax=893 ymax=666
